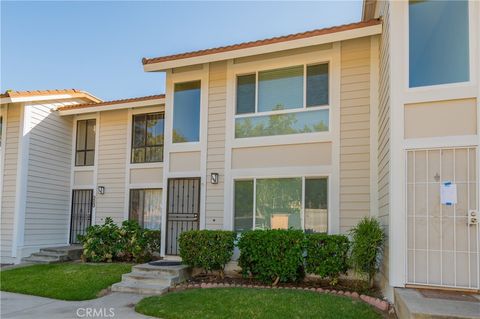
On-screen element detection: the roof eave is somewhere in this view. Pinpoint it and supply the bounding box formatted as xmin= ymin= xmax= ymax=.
xmin=0 ymin=92 xmax=101 ymax=105
xmin=143 ymin=23 xmax=382 ymax=72
xmin=58 ymin=97 xmax=165 ymax=116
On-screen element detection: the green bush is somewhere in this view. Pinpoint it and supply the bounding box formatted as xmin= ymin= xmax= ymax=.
xmin=238 ymin=229 xmax=305 ymax=285
xmin=179 ymin=230 xmax=236 ymax=276
xmin=305 ymin=233 xmax=350 ymax=285
xmin=350 ymin=217 xmax=385 ymax=287
xmin=79 ymin=218 xmax=160 ymax=263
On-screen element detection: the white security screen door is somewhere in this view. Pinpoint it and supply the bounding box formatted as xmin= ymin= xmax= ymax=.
xmin=407 ymin=147 xmax=479 ymax=290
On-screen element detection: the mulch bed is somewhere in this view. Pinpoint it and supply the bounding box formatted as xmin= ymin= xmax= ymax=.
xmin=172 ymin=275 xmax=394 ymax=316
xmin=185 ymin=273 xmax=382 ymax=298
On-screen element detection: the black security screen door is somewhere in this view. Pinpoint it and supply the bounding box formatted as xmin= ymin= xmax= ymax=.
xmin=70 ymin=189 xmax=93 ymax=244
xmin=166 ymin=178 xmax=200 ymax=255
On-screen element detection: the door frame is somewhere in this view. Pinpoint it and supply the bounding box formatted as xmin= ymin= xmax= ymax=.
xmin=405 ymin=146 xmax=479 ymax=291
xmin=165 ymin=177 xmax=201 ymax=255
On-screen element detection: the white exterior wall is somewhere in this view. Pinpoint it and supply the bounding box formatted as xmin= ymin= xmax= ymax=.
xmin=22 ymin=100 xmax=74 ymax=252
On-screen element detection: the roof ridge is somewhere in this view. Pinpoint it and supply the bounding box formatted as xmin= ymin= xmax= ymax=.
xmin=142 ymin=18 xmax=381 ymax=65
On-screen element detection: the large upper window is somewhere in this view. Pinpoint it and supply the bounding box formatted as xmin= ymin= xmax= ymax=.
xmin=75 ymin=119 xmax=96 ymax=166
xmin=235 ymin=63 xmax=329 ymax=138
xmin=409 ymin=0 xmax=469 ymax=88
xmin=234 ymin=177 xmax=328 ymax=232
xmin=173 ymin=81 xmax=201 ymax=143
xmin=129 ymin=188 xmax=162 ymax=230
xmin=132 ymin=112 xmax=164 ymax=163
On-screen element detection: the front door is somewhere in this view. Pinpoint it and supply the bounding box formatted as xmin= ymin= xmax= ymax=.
xmin=166 ymin=178 xmax=200 ymax=255
xmin=70 ymin=189 xmax=94 ymax=244
xmin=407 ymin=147 xmax=479 ymax=290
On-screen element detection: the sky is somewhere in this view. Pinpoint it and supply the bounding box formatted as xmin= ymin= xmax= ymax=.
xmin=1 ymin=1 xmax=362 ymax=101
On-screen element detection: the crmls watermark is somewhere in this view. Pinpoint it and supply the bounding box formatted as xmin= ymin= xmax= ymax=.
xmin=76 ymin=307 xmax=115 ymax=318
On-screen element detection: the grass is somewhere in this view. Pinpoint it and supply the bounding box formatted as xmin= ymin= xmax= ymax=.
xmin=0 ymin=262 xmax=132 ymax=300
xmin=136 ymin=288 xmax=382 ymax=319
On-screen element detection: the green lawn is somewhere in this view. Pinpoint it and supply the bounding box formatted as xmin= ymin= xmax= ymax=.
xmin=0 ymin=263 xmax=132 ymax=300
xmin=136 ymin=288 xmax=382 ymax=319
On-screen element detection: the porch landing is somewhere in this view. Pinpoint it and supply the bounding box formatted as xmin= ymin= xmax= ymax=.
xmin=21 ymin=245 xmax=83 ymax=264
xmin=394 ymin=288 xmax=480 ymax=319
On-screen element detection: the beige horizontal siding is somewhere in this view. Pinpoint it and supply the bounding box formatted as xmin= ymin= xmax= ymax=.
xmin=1 ymin=104 xmax=20 ymax=262
xmin=96 ymin=109 xmax=128 ymax=224
xmin=339 ymin=37 xmax=371 ymax=234
xmin=205 ymin=61 xmax=227 ymax=229
xmin=377 ymin=0 xmax=391 ymax=290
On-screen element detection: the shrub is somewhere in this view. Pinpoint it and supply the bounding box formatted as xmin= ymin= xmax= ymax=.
xmin=179 ymin=230 xmax=236 ymax=277
xmin=79 ymin=218 xmax=160 ymax=263
xmin=305 ymin=233 xmax=350 ymax=285
xmin=238 ymin=229 xmax=305 ymax=285
xmin=350 ymin=217 xmax=385 ymax=287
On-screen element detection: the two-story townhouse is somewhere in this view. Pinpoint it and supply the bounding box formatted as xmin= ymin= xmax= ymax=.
xmin=363 ymin=0 xmax=479 ymax=299
xmin=1 ymin=0 xmax=478 ymax=303
xmin=0 ymin=90 xmax=101 ymax=264
xmin=139 ymin=19 xmax=383 ymax=260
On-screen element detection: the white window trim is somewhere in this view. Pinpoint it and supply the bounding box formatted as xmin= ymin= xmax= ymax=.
xmin=128 ymin=105 xmax=165 ymax=168
xmin=403 ymin=0 xmax=478 ymax=104
xmin=228 ymin=49 xmax=337 ymax=148
xmin=168 ymin=68 xmax=208 ymax=152
xmin=72 ymin=115 xmax=98 ymax=168
xmin=231 ymin=175 xmax=331 ymax=233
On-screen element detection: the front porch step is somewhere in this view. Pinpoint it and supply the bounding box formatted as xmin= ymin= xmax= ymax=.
xmin=111 ymin=282 xmax=169 ymax=295
xmin=394 ymin=288 xmax=480 ymax=319
xmin=122 ymin=272 xmax=181 ymax=286
xmin=21 ymin=245 xmax=83 ymax=264
xmin=111 ymin=262 xmax=191 ymax=295
xmin=132 ymin=263 xmax=191 ymax=281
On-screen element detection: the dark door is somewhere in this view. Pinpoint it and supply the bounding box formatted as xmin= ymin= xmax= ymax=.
xmin=166 ymin=178 xmax=200 ymax=255
xmin=70 ymin=189 xmax=93 ymax=244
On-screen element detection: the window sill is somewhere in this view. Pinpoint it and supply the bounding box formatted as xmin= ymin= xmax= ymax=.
xmin=73 ymin=166 xmax=95 ymax=171
xmin=129 ymin=162 xmax=164 ymax=169
xmin=232 ymin=132 xmax=332 ymax=149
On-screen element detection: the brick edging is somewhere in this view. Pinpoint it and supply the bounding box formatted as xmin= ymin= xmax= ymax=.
xmin=169 ymin=282 xmax=391 ymax=312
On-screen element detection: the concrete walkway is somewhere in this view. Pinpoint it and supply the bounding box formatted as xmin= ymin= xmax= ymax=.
xmin=1 ymin=291 xmax=156 ymax=319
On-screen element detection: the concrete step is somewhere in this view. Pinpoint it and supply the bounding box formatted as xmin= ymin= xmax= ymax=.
xmin=21 ymin=256 xmax=62 ymax=264
xmin=40 ymin=246 xmax=83 ymax=260
xmin=394 ymin=288 xmax=480 ymax=319
xmin=121 ymin=272 xmax=180 ymax=286
xmin=29 ymin=253 xmax=69 ymax=261
xmin=111 ymin=282 xmax=169 ymax=295
xmin=132 ymin=264 xmax=191 ymax=281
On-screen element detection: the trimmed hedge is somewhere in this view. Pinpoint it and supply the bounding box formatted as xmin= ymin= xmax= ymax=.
xmin=305 ymin=233 xmax=350 ymax=285
xmin=238 ymin=229 xmax=305 ymax=285
xmin=79 ymin=218 xmax=160 ymax=263
xmin=179 ymin=230 xmax=236 ymax=275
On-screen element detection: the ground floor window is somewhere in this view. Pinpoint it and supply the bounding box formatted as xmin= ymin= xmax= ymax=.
xmin=234 ymin=177 xmax=328 ymax=232
xmin=129 ymin=188 xmax=162 ymax=230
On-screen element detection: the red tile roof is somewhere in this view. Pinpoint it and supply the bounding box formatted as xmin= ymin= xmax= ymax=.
xmin=57 ymin=94 xmax=165 ymax=111
xmin=0 ymin=89 xmax=100 ymax=103
xmin=142 ymin=19 xmax=381 ymax=65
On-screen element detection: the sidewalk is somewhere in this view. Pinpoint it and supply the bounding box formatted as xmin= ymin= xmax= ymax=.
xmin=0 ymin=291 xmax=155 ymax=319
